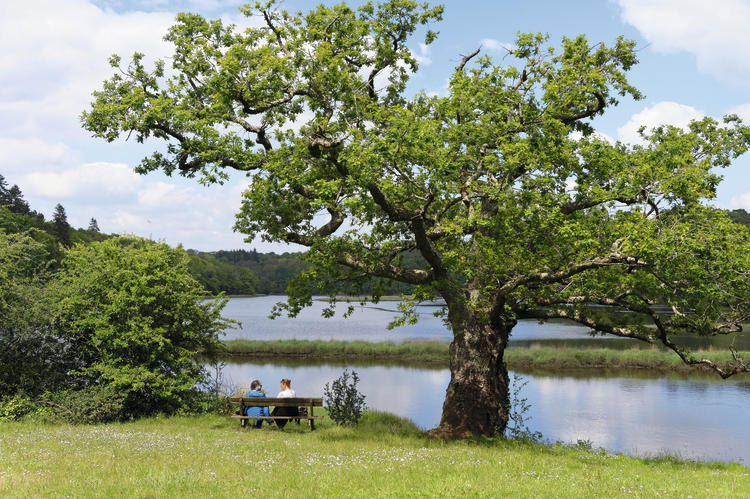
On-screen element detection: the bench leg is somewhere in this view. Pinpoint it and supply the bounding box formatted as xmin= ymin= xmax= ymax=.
xmin=309 ymin=405 xmax=315 ymax=430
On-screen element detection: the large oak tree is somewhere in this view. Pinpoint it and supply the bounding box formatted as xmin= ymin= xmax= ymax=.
xmin=83 ymin=0 xmax=750 ymax=437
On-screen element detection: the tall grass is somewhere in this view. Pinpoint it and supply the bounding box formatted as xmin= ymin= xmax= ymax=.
xmin=1 ymin=413 xmax=746 ymax=497
xmin=506 ymin=346 xmax=750 ymax=372
xmin=222 ymin=339 xmax=448 ymax=364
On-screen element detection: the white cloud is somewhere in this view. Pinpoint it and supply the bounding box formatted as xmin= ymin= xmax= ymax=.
xmin=617 ymin=101 xmax=704 ymax=145
xmin=18 ymin=160 xmax=251 ymax=250
xmin=728 ymin=103 xmax=750 ymax=122
xmin=137 ymin=182 xmax=183 ymax=208
xmin=0 ymin=138 xmax=69 ymax=169
xmin=616 ymin=0 xmax=750 ymax=86
xmin=0 ymin=2 xmax=176 ymax=140
xmin=23 ymin=162 xmax=143 ymax=200
xmin=480 ymin=38 xmax=513 ymax=52
xmin=0 ymin=2 xmax=269 ymax=251
xmin=105 ymin=179 xmax=250 ymax=250
xmin=412 ymin=42 xmax=432 ymax=66
xmin=729 ymin=191 xmax=750 ymax=210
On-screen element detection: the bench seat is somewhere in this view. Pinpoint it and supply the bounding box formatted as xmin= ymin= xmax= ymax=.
xmin=230 ymin=397 xmax=323 ymax=430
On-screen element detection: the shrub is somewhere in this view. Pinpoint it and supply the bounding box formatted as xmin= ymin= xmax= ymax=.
xmin=323 ymin=369 xmax=366 ymax=426
xmin=505 ymin=373 xmax=542 ymax=441
xmin=48 ymin=237 xmax=233 ymax=419
xmin=0 ymin=393 xmax=36 ymax=421
xmin=42 ymin=385 xmax=127 ymax=424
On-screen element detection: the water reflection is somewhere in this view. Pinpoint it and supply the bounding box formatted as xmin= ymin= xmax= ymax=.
xmin=216 ymin=358 xmax=750 ymax=464
xmin=527 ymin=374 xmax=750 ymax=463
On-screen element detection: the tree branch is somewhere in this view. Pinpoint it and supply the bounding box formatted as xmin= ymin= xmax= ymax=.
xmin=558 ymin=91 xmax=606 ymax=125
xmin=455 ymin=47 xmax=480 ymax=73
xmin=559 ymin=196 xmax=638 ymax=214
xmin=283 ymin=230 xmax=434 ymax=285
xmin=262 ymin=9 xmax=284 ymax=46
xmin=520 ymin=295 xmax=750 ymax=378
xmin=498 ymin=251 xmax=648 ymax=296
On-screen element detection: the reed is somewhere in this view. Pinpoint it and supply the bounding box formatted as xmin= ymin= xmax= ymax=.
xmin=221 ymin=339 xmax=749 ymax=373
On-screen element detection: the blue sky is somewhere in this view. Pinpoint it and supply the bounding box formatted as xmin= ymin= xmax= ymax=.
xmin=2 ymin=0 xmax=750 ymax=251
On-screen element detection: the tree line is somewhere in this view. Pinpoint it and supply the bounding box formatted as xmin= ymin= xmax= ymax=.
xmin=2 ymin=174 xmax=424 ymax=297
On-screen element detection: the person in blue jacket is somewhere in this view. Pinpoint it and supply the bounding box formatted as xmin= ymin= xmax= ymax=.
xmin=244 ymin=379 xmax=273 ymax=428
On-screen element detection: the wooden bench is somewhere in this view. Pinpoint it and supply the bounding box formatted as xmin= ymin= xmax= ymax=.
xmin=230 ymin=397 xmax=323 ymax=430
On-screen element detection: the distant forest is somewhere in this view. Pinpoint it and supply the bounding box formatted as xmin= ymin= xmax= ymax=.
xmin=5 ymin=173 xmax=750 ymax=297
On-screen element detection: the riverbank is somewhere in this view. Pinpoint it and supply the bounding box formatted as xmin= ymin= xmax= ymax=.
xmin=221 ymin=339 xmax=749 ymax=373
xmin=1 ymin=413 xmax=746 ymax=497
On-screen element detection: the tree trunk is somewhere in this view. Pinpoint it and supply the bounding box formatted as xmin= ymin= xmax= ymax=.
xmin=428 ymin=315 xmax=510 ymax=439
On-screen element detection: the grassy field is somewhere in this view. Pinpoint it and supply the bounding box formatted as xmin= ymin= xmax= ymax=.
xmin=221 ymin=339 xmax=749 ymax=373
xmin=1 ymin=412 xmax=748 ymax=498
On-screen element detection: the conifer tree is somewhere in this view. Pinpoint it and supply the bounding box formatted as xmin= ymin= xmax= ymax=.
xmin=52 ymin=203 xmax=72 ymax=247
xmin=88 ymin=218 xmax=100 ymax=233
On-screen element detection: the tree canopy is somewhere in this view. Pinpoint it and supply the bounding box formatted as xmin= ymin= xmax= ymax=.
xmin=0 ymin=233 xmax=231 ymax=421
xmin=83 ymin=0 xmax=750 ymax=437
xmin=48 ymin=237 xmax=231 ymax=417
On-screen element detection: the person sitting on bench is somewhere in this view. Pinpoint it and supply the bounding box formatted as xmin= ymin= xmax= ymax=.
xmin=271 ymin=378 xmax=299 ymax=429
xmin=244 ymin=380 xmax=272 ymax=428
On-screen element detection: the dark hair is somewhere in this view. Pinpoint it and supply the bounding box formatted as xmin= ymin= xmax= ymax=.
xmin=250 ymin=379 xmax=262 ymax=391
xmin=281 ymin=378 xmax=291 ymax=388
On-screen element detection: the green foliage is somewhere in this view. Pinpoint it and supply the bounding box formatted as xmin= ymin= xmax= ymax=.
xmin=51 ymin=203 xmax=71 ymax=247
xmin=210 ymin=249 xmax=421 ymax=295
xmin=0 ymin=393 xmax=37 ymax=421
xmin=2 ymin=182 xmax=240 ymax=420
xmin=187 ymin=251 xmax=257 ymax=295
xmin=81 ymin=0 xmax=750 ymax=434
xmin=727 ymin=208 xmax=750 ymax=230
xmin=323 ymin=369 xmax=366 ymax=426
xmin=0 ymin=205 xmax=64 ymax=262
xmin=0 ymin=231 xmax=68 ymax=395
xmin=223 ymin=338 xmax=448 ymax=363
xmin=0 ymin=173 xmax=37 ymax=217
xmin=41 ymin=385 xmax=128 ymax=424
xmin=48 ymin=237 xmax=233 ymax=418
xmin=211 ymin=249 xmax=308 ymax=294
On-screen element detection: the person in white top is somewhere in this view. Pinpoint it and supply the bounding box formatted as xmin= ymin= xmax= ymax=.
xmin=277 ymin=378 xmax=296 ymax=398
xmin=271 ymin=378 xmax=298 ymax=428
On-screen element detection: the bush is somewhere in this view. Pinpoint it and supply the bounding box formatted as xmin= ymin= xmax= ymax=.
xmin=0 ymin=393 xmax=36 ymax=421
xmin=48 ymin=237 xmax=233 ymax=419
xmin=41 ymin=385 xmax=127 ymax=424
xmin=323 ymin=369 xmax=366 ymax=426
xmin=179 ymin=391 xmax=233 ymax=416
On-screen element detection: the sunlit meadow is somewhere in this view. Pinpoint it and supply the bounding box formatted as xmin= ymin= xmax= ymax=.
xmin=1 ymin=412 xmax=747 ymax=497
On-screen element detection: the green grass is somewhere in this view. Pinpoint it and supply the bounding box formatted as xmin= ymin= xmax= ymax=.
xmin=222 ymin=339 xmax=449 ymax=364
xmin=1 ymin=412 xmax=747 ymax=497
xmin=221 ymin=339 xmax=749 ymax=373
xmin=505 ymin=346 xmax=750 ymax=372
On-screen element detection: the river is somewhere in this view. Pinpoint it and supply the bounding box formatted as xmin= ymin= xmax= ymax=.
xmin=215 ymin=296 xmax=750 ymax=464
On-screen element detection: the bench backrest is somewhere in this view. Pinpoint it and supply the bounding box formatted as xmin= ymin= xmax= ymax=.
xmin=230 ymin=397 xmax=323 ymax=407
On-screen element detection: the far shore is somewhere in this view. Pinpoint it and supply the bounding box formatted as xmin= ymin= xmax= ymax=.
xmin=217 ymin=339 xmax=749 ymax=375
